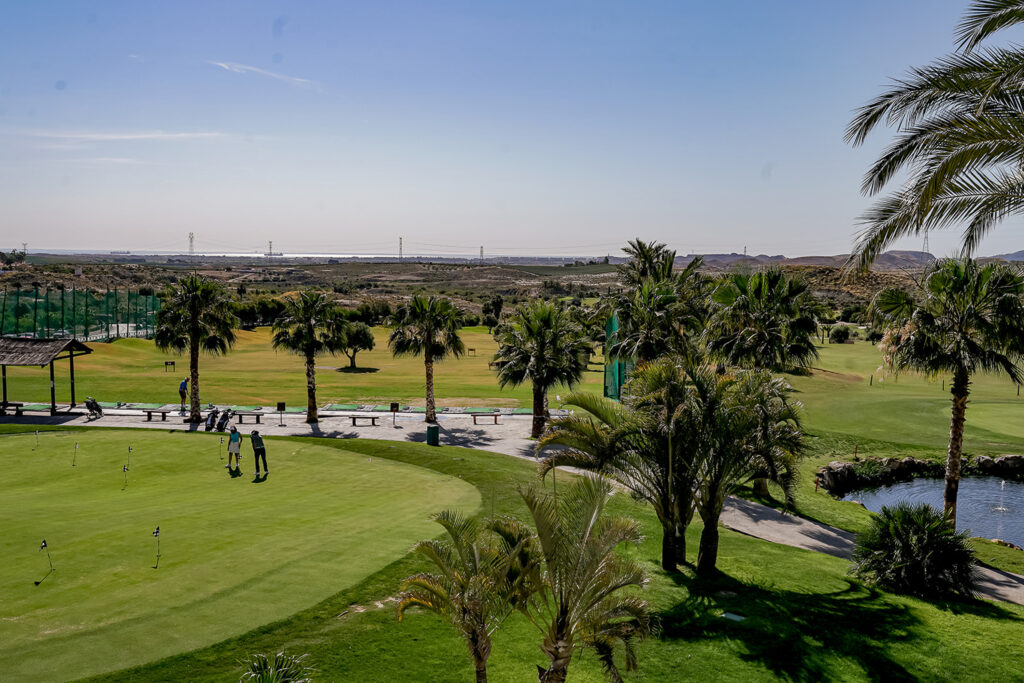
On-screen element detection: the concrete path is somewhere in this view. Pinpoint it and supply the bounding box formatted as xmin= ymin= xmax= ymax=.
xmin=721 ymin=496 xmax=1024 ymax=606
xmin=7 ymin=410 xmax=1024 ymax=605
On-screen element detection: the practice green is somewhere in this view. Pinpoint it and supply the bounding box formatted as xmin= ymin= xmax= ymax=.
xmin=0 ymin=430 xmax=478 ymax=682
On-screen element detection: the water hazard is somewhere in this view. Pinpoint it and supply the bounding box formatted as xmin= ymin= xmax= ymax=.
xmin=843 ymin=477 xmax=1024 ymax=547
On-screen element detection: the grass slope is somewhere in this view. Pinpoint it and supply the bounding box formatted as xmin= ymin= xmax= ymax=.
xmin=0 ymin=430 xmax=478 ymax=682
xmin=82 ymin=436 xmax=1024 ymax=683
xmin=1 ymin=327 xmax=603 ymax=409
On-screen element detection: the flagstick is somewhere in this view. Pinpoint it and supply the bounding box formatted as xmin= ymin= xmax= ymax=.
xmin=122 ymin=465 xmax=129 ymax=490
xmin=154 ymin=537 xmax=160 ymax=569
xmin=34 ymin=430 xmax=39 ymax=449
xmin=219 ymin=437 xmax=224 ymax=460
xmin=72 ymin=442 xmax=78 ymax=467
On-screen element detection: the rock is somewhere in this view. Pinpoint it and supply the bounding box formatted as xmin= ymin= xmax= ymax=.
xmin=994 ymin=455 xmax=1024 ymax=475
xmin=974 ymin=455 xmax=995 ymax=473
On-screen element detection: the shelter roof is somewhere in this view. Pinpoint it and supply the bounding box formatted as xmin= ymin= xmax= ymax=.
xmin=0 ymin=337 xmax=92 ymax=366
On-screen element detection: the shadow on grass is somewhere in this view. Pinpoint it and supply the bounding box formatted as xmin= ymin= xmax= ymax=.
xmin=336 ymin=367 xmax=379 ymax=374
xmin=407 ymin=425 xmax=499 ymax=450
xmin=659 ymin=573 xmax=926 ymax=681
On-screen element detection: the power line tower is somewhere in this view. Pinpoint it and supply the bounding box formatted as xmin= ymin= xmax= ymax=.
xmin=922 ymin=232 xmax=930 ymax=256
xmin=399 ymin=237 xmax=403 ymax=261
xmin=480 ymin=245 xmax=484 ymax=260
xmin=188 ymin=232 xmax=195 ymax=259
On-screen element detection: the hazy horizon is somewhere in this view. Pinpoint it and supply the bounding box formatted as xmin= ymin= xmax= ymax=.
xmin=4 ymin=1 xmax=1024 ymax=259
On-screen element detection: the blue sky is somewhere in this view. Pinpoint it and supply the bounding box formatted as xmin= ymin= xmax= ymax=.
xmin=2 ymin=1 xmax=1022 ymax=257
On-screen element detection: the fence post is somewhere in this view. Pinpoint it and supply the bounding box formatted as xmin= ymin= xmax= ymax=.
xmin=0 ymin=288 xmax=6 ymax=336
xmin=32 ymin=287 xmax=39 ymax=338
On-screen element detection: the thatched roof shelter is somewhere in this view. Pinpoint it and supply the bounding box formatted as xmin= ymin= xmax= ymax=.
xmin=0 ymin=337 xmax=92 ymax=415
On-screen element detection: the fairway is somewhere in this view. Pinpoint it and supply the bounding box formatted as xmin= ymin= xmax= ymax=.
xmin=0 ymin=429 xmax=479 ymax=682
xmin=0 ymin=326 xmax=604 ymax=409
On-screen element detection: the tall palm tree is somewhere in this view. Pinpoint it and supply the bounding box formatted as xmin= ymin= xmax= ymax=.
xmin=499 ymin=477 xmax=651 ymax=683
xmin=388 ymin=295 xmax=465 ymax=422
xmin=845 ymin=0 xmax=1024 ymax=268
xmin=397 ymin=510 xmax=526 ymax=683
xmin=617 ymin=238 xmax=674 ymax=287
xmin=606 ymin=281 xmax=684 ymax=364
xmin=685 ymin=367 xmax=803 ymax=576
xmin=705 ymin=267 xmax=819 ymax=372
xmin=154 ymin=275 xmax=238 ymax=423
xmin=493 ymin=301 xmax=590 ymax=437
xmin=872 ymin=259 xmax=1024 ymax=525
xmin=272 ymin=291 xmax=342 ymax=423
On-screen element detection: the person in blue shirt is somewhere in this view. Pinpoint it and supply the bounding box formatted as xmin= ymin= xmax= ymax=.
xmin=178 ymin=377 xmax=188 ymax=412
xmin=227 ymin=425 xmax=242 ymax=472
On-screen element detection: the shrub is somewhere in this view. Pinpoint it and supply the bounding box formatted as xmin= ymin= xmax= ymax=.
xmin=239 ymin=651 xmax=313 ymax=683
xmin=851 ymin=502 xmax=976 ymax=599
xmin=866 ymin=329 xmax=884 ymax=344
xmin=829 ymin=325 xmax=851 ymax=343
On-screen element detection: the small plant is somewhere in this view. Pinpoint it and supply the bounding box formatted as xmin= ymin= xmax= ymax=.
xmin=829 ymin=325 xmax=851 ymax=343
xmin=851 ymin=502 xmax=977 ymax=599
xmin=239 ymin=651 xmax=313 ymax=683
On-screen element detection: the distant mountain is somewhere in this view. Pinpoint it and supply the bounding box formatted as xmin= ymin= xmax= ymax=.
xmin=683 ymin=250 xmax=935 ymax=271
xmin=993 ymin=250 xmax=1024 ymax=262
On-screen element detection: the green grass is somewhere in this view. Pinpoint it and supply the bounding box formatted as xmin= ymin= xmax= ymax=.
xmin=0 ymin=429 xmax=478 ymax=683
xmin=2 ymin=327 xmax=604 ymax=409
xmin=73 ymin=434 xmax=1024 ymax=682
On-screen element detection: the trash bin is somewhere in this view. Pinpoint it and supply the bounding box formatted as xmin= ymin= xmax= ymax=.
xmin=426 ymin=424 xmax=440 ymax=447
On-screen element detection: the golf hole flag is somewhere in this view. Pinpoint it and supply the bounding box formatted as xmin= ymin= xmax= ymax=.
xmin=40 ymin=539 xmax=47 ymax=551
xmin=123 ymin=465 xmax=128 ymax=472
xmin=153 ymin=526 xmax=159 ymax=538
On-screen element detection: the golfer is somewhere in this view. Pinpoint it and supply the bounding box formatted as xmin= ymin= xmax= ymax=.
xmin=178 ymin=377 xmax=188 ymax=411
xmin=227 ymin=426 xmax=242 ymax=471
xmin=251 ymin=430 xmax=268 ymax=476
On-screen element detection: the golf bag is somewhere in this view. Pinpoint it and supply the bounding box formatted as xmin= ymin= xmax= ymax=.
xmin=84 ymin=396 xmax=103 ymax=419
xmin=204 ymin=409 xmax=219 ymax=432
xmin=216 ymin=409 xmax=232 ymax=432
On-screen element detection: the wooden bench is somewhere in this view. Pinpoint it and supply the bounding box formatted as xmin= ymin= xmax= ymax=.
xmin=0 ymin=401 xmax=25 ymax=416
xmin=349 ymin=415 xmax=380 ymax=427
xmin=471 ymin=413 xmax=501 ymax=425
xmin=145 ymin=408 xmax=176 ymax=422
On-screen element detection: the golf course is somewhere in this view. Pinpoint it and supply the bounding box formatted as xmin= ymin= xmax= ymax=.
xmin=0 ymin=429 xmax=478 ymax=682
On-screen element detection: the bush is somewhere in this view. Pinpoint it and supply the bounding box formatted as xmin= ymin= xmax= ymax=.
xmin=866 ymin=329 xmax=884 ymax=344
xmin=829 ymin=325 xmax=851 ymax=343
xmin=239 ymin=651 xmax=313 ymax=683
xmin=851 ymin=502 xmax=976 ymax=599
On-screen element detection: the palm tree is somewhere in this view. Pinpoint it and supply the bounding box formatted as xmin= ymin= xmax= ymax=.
xmin=499 ymin=477 xmax=651 ymax=683
xmin=606 ymin=281 xmax=684 ymax=364
xmin=493 ymin=301 xmax=589 ymax=438
xmin=616 ymin=238 xmax=673 ymax=287
xmin=705 ymin=267 xmax=819 ymax=372
xmin=397 ymin=510 xmax=526 ymax=683
xmin=388 ymin=295 xmax=465 ymax=422
xmin=154 ymin=275 xmax=238 ymax=423
xmin=686 ymin=367 xmax=803 ymax=576
xmin=871 ymin=259 xmax=1024 ymax=525
xmin=272 ymin=291 xmax=342 ymax=423
xmin=845 ymin=0 xmax=1024 ymax=268
xmin=539 ymin=358 xmax=699 ymax=572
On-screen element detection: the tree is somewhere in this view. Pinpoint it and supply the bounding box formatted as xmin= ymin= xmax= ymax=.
xmin=271 ymin=290 xmax=343 ymax=423
xmin=154 ymin=275 xmax=238 ymax=423
xmin=851 ymin=502 xmax=977 ymax=599
xmin=334 ymin=320 xmax=375 ymax=369
xmin=388 ymin=295 xmax=465 ymax=422
xmin=616 ymin=238 xmax=674 ymax=287
xmin=499 ymin=477 xmax=651 ymax=683
xmin=845 ymin=0 xmax=1024 ymax=268
xmin=493 ymin=301 xmax=589 ymax=437
xmin=872 ymin=259 xmax=1024 ymax=525
xmin=705 ymin=267 xmax=819 ymax=372
xmin=397 ymin=510 xmax=528 ymax=683
xmin=686 ymin=367 xmax=803 ymax=576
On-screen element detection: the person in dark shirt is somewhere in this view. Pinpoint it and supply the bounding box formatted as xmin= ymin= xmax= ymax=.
xmin=251 ymin=430 xmax=268 ymax=476
xmin=178 ymin=377 xmax=188 ymax=412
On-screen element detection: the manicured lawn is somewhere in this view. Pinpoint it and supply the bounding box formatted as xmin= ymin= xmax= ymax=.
xmin=78 ymin=435 xmax=1024 ymax=682
xmin=0 ymin=429 xmax=478 ymax=682
xmin=1 ymin=326 xmax=604 ymax=409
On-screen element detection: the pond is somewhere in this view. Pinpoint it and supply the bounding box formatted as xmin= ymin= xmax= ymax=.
xmin=843 ymin=477 xmax=1024 ymax=547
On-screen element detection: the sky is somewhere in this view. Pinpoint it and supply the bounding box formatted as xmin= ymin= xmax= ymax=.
xmin=2 ymin=0 xmax=1024 ymax=258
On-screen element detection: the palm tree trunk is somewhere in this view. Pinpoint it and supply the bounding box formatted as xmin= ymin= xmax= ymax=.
xmin=531 ymin=384 xmax=546 ymax=438
xmin=696 ymin=523 xmax=720 ymax=577
xmin=537 ymin=662 xmax=569 ymax=683
xmin=189 ymin=337 xmax=201 ymax=423
xmin=673 ymin=489 xmax=691 ymax=565
xmin=425 ymin=358 xmax=436 ymax=422
xmin=945 ymin=370 xmax=970 ymax=526
xmin=475 ymin=661 xmax=488 ymax=683
xmin=660 ymin=523 xmax=677 ymax=572
xmin=305 ymin=353 xmax=318 ymax=423
xmin=752 ymin=478 xmax=771 ymax=498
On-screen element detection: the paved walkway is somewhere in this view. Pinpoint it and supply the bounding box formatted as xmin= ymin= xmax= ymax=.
xmin=721 ymin=496 xmax=1024 ymax=605
xmin=6 ymin=409 xmax=1024 ymax=605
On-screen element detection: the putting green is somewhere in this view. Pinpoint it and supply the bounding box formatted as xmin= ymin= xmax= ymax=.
xmin=0 ymin=430 xmax=479 ymax=682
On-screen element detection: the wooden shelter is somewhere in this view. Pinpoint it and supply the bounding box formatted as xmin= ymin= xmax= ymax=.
xmin=0 ymin=338 xmax=92 ymax=415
